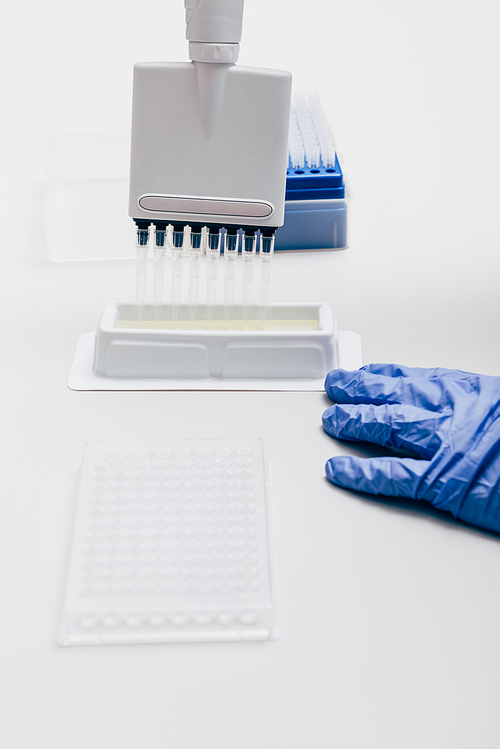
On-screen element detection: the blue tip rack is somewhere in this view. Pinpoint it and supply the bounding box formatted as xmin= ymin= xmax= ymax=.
xmin=275 ymin=94 xmax=351 ymax=252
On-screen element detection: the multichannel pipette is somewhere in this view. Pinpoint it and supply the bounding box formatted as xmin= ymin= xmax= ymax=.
xmin=131 ymin=91 xmax=347 ymax=321
xmin=128 ymin=0 xmax=291 ymax=322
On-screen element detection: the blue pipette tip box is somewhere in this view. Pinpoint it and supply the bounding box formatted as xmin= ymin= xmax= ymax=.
xmin=285 ymin=155 xmax=344 ymax=200
xmin=275 ymin=155 xmax=350 ymax=253
xmin=275 ymin=92 xmax=351 ymax=253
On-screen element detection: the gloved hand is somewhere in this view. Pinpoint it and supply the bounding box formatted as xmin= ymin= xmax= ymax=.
xmin=322 ymin=363 xmax=500 ymax=533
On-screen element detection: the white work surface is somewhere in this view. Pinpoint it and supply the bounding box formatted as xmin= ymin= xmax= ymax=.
xmin=2 ymin=1 xmax=500 ymax=747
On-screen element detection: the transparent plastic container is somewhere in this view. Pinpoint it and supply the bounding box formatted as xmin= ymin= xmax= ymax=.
xmin=44 ymin=131 xmax=135 ymax=262
xmin=59 ymin=438 xmax=275 ymax=645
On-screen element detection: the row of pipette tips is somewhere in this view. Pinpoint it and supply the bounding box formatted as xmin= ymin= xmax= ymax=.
xmin=135 ymin=224 xmax=275 ymax=323
xmin=288 ymin=92 xmax=336 ymax=171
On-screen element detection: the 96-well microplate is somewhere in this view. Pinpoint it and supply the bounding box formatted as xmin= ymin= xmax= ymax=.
xmin=59 ymin=439 xmax=274 ymax=645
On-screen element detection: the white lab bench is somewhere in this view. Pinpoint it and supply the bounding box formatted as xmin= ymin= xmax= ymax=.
xmin=2 ymin=1 xmax=500 ymax=747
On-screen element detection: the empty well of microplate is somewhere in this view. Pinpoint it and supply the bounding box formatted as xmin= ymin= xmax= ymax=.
xmin=59 ymin=439 xmax=275 ymax=645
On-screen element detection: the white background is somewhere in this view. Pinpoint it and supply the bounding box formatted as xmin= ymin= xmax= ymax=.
xmin=1 ymin=1 xmax=500 ymax=747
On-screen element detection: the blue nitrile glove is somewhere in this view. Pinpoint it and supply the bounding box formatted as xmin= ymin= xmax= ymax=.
xmin=322 ymin=363 xmax=500 ymax=534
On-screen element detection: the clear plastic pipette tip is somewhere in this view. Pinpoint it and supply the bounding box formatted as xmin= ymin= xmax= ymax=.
xmin=171 ymin=226 xmax=185 ymax=321
xmin=206 ymin=228 xmax=222 ymax=321
xmin=259 ymin=233 xmax=275 ymax=320
xmin=188 ymin=228 xmax=202 ymax=321
xmin=135 ymin=225 xmax=150 ymax=321
xmin=153 ymin=225 xmax=168 ymax=320
xmin=224 ymin=230 xmax=238 ymax=321
xmin=242 ymin=231 xmax=256 ymax=321
xmin=290 ymin=92 xmax=337 ymax=170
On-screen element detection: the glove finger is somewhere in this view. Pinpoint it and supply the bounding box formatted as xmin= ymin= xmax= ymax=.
xmin=322 ymin=402 xmax=448 ymax=459
xmin=325 ymin=368 xmax=474 ymax=411
xmin=363 ymin=362 xmax=479 ymax=382
xmin=325 ymin=368 xmax=438 ymax=409
xmin=325 ymin=455 xmax=430 ymax=498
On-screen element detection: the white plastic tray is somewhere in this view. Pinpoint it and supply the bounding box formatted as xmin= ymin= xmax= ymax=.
xmin=68 ymin=302 xmax=362 ymax=391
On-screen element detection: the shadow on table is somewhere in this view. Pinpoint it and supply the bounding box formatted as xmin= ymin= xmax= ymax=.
xmin=323 ymin=433 xmax=500 ymax=543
